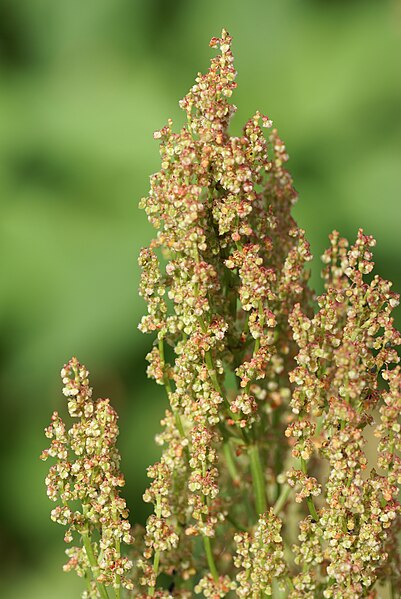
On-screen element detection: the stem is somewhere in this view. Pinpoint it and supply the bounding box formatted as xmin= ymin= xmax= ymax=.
xmin=226 ymin=513 xmax=248 ymax=532
xmin=300 ymin=458 xmax=319 ymax=521
xmin=158 ymin=338 xmax=186 ymax=438
xmin=200 ymin=461 xmax=219 ymax=581
xmin=273 ymin=483 xmax=291 ymax=515
xmin=305 ymin=495 xmax=319 ymax=522
xmin=204 ymin=350 xmax=224 ymax=396
xmin=273 ymin=407 xmax=284 ymax=501
xmin=114 ymin=539 xmax=121 ymax=599
xmin=114 ymin=574 xmax=121 ymax=598
xmin=82 ymin=532 xmax=109 ymax=599
xmin=148 ymin=497 xmax=162 ymax=597
xmin=244 ymin=300 xmax=264 ymax=393
xmin=248 ymin=444 xmax=267 ymax=515
xmin=149 ymin=550 xmax=160 ymax=597
xmin=203 ymin=342 xmax=247 ymax=442
xmin=202 ymin=535 xmax=218 ymax=581
xmin=223 ymin=440 xmax=240 ymax=484
xmin=85 ymin=572 xmax=92 ymax=595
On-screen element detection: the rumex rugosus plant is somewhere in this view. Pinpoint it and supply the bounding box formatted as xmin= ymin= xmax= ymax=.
xmin=42 ymin=30 xmax=401 ymax=598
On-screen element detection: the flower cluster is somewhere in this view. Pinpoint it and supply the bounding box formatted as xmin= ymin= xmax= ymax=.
xmin=234 ymin=509 xmax=287 ymax=597
xmin=42 ymin=29 xmax=401 ymax=598
xmin=288 ymin=230 xmax=401 ymax=597
xmin=41 ymin=357 xmax=133 ymax=598
xmin=137 ymin=28 xmax=313 ymax=595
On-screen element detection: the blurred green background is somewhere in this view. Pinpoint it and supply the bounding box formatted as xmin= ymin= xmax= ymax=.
xmin=0 ymin=0 xmax=400 ymax=596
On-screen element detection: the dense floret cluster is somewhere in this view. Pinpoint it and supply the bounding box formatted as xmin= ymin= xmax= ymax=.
xmin=41 ymin=358 xmax=133 ymax=598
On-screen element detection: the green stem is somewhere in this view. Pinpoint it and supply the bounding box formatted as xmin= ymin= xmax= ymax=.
xmin=203 ymin=345 xmax=248 ymax=444
xmin=300 ymin=458 xmax=319 ymax=521
xmin=148 ymin=497 xmax=162 ymax=597
xmin=226 ymin=513 xmax=248 ymax=532
xmin=158 ymin=338 xmax=186 ymax=438
xmin=200 ymin=461 xmax=219 ymax=581
xmin=223 ymin=440 xmax=240 ymax=484
xmin=272 ymin=407 xmax=284 ymax=501
xmin=248 ymin=444 xmax=267 ymax=515
xmin=148 ymin=550 xmax=160 ymax=597
xmin=82 ymin=532 xmax=109 ymax=599
xmin=202 ymin=535 xmax=218 ymax=581
xmin=273 ymin=483 xmax=291 ymax=515
xmin=305 ymin=495 xmax=319 ymax=521
xmin=114 ymin=539 xmax=121 ymax=599
xmin=85 ymin=572 xmax=92 ymax=595
xmin=204 ymin=350 xmax=224 ymax=396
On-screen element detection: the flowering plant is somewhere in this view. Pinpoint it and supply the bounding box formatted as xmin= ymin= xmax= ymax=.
xmin=41 ymin=30 xmax=401 ymax=598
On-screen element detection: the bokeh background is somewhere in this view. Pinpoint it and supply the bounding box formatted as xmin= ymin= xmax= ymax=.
xmin=0 ymin=0 xmax=400 ymax=596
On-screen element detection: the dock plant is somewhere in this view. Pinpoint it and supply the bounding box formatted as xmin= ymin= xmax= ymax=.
xmin=41 ymin=29 xmax=401 ymax=598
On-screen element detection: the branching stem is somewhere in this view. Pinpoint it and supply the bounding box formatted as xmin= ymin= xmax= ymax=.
xmin=82 ymin=532 xmax=109 ymax=599
xmin=300 ymin=458 xmax=319 ymax=521
xmin=273 ymin=483 xmax=292 ymax=515
xmin=202 ymin=535 xmax=219 ymax=581
xmin=148 ymin=496 xmax=162 ymax=597
xmin=248 ymin=444 xmax=267 ymax=515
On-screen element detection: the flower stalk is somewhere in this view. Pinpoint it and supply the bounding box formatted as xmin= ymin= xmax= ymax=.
xmin=248 ymin=444 xmax=267 ymax=516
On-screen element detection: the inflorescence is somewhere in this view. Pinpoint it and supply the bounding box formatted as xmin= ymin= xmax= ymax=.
xmin=42 ymin=30 xmax=401 ymax=598
xmin=41 ymin=357 xmax=133 ymax=599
